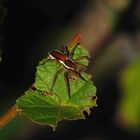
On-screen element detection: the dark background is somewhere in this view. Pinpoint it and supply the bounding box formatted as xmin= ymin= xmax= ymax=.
xmin=0 ymin=0 xmax=140 ymax=139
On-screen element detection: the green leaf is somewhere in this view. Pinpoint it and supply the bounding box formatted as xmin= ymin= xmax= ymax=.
xmin=118 ymin=57 xmax=140 ymax=130
xmin=16 ymin=44 xmax=97 ymax=129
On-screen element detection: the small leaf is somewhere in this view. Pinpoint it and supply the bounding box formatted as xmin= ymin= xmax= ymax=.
xmin=16 ymin=44 xmax=97 ymax=129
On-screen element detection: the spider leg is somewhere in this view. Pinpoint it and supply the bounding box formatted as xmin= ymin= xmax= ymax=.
xmin=64 ymin=72 xmax=71 ymax=98
xmin=50 ymin=68 xmax=63 ymax=93
xmin=75 ymin=56 xmax=90 ymax=72
xmin=69 ymin=69 xmax=87 ymax=82
xmin=61 ymin=45 xmax=70 ymax=57
xmin=75 ymin=56 xmax=90 ymax=62
xmin=70 ymin=42 xmax=80 ymax=58
xmin=75 ymin=62 xmax=88 ymax=72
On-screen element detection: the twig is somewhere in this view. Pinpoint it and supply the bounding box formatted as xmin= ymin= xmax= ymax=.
xmin=0 ymin=104 xmax=18 ymax=129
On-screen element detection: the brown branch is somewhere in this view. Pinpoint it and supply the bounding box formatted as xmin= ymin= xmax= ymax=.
xmin=0 ymin=104 xmax=18 ymax=129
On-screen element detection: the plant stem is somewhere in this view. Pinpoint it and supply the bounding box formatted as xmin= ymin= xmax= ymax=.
xmin=0 ymin=104 xmax=18 ymax=129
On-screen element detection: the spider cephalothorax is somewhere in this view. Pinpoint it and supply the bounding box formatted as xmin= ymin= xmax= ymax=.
xmin=46 ymin=34 xmax=90 ymax=98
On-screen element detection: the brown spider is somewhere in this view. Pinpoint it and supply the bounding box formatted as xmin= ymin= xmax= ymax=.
xmin=46 ymin=34 xmax=90 ymax=98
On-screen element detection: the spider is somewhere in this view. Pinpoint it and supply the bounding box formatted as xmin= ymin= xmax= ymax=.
xmin=45 ymin=34 xmax=90 ymax=98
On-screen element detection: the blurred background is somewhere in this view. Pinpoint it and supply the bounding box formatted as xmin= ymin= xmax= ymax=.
xmin=0 ymin=0 xmax=140 ymax=139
